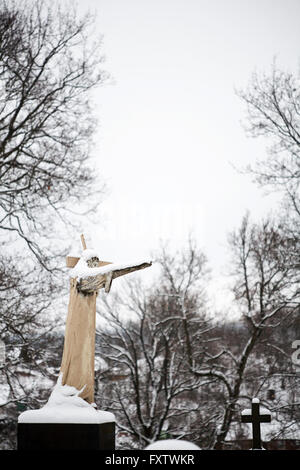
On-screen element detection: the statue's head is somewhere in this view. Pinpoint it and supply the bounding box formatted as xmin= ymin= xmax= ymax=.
xmin=86 ymin=256 xmax=100 ymax=268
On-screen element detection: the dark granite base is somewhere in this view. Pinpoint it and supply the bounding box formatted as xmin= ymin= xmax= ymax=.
xmin=17 ymin=422 xmax=115 ymax=450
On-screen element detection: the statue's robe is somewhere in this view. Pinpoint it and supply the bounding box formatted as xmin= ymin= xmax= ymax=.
xmin=60 ymin=278 xmax=97 ymax=404
xmin=60 ymin=260 xmax=151 ymax=404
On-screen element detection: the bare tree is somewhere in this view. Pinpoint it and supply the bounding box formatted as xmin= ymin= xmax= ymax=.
xmin=237 ymin=64 xmax=300 ymax=221
xmin=0 ymin=248 xmax=64 ymax=449
xmin=192 ymin=214 xmax=300 ymax=448
xmin=0 ymin=0 xmax=107 ymax=449
xmin=95 ymin=240 xmax=213 ymax=449
xmin=153 ymin=238 xmax=210 ymax=368
xmin=0 ymin=0 xmax=106 ymax=265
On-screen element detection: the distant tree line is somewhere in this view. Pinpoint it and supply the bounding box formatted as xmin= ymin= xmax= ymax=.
xmin=95 ymin=231 xmax=300 ymax=449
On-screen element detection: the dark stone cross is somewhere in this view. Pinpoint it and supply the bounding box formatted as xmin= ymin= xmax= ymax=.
xmin=241 ymin=398 xmax=271 ymax=449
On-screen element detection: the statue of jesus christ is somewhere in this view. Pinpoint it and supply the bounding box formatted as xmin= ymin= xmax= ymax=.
xmin=60 ymin=235 xmax=151 ymax=404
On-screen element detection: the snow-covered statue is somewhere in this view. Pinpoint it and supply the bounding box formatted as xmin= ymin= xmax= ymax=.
xmin=61 ymin=234 xmax=152 ymax=404
xmin=18 ymin=234 xmax=151 ymax=426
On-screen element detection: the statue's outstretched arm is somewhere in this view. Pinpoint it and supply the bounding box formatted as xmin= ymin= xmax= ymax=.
xmin=77 ymin=261 xmax=152 ymax=294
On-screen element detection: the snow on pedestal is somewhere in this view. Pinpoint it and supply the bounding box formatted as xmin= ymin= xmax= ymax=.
xmin=70 ymin=256 xmax=152 ymax=281
xmin=18 ymin=374 xmax=115 ymax=424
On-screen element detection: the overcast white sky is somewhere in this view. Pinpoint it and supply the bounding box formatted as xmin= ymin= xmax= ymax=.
xmin=75 ymin=0 xmax=300 ymax=309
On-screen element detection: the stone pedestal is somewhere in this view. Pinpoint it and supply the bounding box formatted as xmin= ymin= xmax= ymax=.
xmin=18 ymin=404 xmax=116 ymax=451
xmin=18 ymin=421 xmax=115 ymax=450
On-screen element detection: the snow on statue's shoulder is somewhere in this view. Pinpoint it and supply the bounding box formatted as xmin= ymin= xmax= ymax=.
xmin=70 ymin=257 xmax=152 ymax=280
xmin=18 ymin=374 xmax=115 ymax=424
